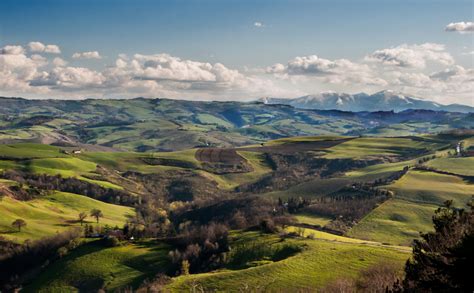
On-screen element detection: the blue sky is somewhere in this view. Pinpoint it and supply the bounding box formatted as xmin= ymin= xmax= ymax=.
xmin=0 ymin=0 xmax=473 ymax=104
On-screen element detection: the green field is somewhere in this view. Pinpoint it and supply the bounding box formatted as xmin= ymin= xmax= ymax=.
xmin=425 ymin=157 xmax=474 ymax=176
xmin=348 ymin=170 xmax=474 ymax=245
xmin=0 ymin=144 xmax=66 ymax=159
xmin=348 ymin=199 xmax=436 ymax=245
xmin=385 ymin=170 xmax=473 ymax=206
xmin=166 ymin=231 xmax=409 ymax=292
xmin=25 ymin=240 xmax=171 ymax=292
xmin=344 ymin=158 xmax=416 ymax=181
xmin=294 ymin=213 xmax=332 ymax=227
xmin=0 ymin=191 xmax=134 ymax=242
xmin=323 ymin=137 xmax=448 ymax=159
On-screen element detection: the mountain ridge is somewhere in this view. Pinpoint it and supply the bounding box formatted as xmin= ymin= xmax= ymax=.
xmin=260 ymin=90 xmax=474 ymax=113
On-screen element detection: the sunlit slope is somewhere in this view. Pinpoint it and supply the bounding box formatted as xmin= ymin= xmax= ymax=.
xmin=167 ymin=232 xmax=409 ymax=292
xmin=25 ymin=240 xmax=171 ymax=293
xmin=348 ymin=170 xmax=473 ymax=245
xmin=0 ymin=191 xmax=134 ymax=242
xmin=425 ymin=157 xmax=474 ymax=176
xmin=323 ymin=137 xmax=449 ymax=159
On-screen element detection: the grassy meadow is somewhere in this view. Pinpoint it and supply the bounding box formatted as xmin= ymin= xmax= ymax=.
xmin=166 ymin=231 xmax=409 ymax=292
xmin=0 ymin=191 xmax=134 ymax=242
xmin=348 ymin=170 xmax=474 ymax=245
xmin=25 ymin=240 xmax=171 ymax=292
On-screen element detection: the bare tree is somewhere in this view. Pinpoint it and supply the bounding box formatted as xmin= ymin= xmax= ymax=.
xmin=78 ymin=212 xmax=87 ymax=225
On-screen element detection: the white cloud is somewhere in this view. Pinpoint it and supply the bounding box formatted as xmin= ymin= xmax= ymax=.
xmin=44 ymin=45 xmax=61 ymax=54
xmin=28 ymin=41 xmax=61 ymax=54
xmin=72 ymin=51 xmax=102 ymax=59
xmin=52 ymin=57 xmax=68 ymax=67
xmin=31 ymin=66 xmax=106 ymax=89
xmin=1 ymin=45 xmax=25 ymax=55
xmin=254 ymin=22 xmax=263 ymax=27
xmin=445 ymin=22 xmax=474 ymax=33
xmin=266 ymin=55 xmax=387 ymax=87
xmin=365 ymin=43 xmax=454 ymax=69
xmin=0 ymin=41 xmax=472 ymax=105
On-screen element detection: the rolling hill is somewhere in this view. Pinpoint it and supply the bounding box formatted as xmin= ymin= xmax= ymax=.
xmin=0 ymin=96 xmax=472 ymax=152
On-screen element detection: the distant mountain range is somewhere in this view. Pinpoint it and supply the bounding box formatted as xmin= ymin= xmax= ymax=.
xmin=260 ymin=90 xmax=474 ymax=113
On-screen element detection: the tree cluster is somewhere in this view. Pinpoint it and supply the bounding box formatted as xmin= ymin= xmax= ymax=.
xmin=0 ymin=228 xmax=83 ymax=291
xmin=168 ymin=223 xmax=229 ymax=274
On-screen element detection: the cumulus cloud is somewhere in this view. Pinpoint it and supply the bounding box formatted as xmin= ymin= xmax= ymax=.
xmin=365 ymin=43 xmax=454 ymax=69
xmin=72 ymin=51 xmax=102 ymax=59
xmin=0 ymin=45 xmax=49 ymax=93
xmin=28 ymin=41 xmax=61 ymax=54
xmin=445 ymin=22 xmax=474 ymax=33
xmin=0 ymin=41 xmax=472 ymax=105
xmin=266 ymin=55 xmax=387 ymax=87
xmin=30 ymin=66 xmax=106 ymax=89
xmin=52 ymin=57 xmax=68 ymax=67
xmin=1 ymin=45 xmax=25 ymax=55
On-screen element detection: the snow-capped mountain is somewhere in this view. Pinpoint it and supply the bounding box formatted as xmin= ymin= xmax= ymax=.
xmin=260 ymin=90 xmax=474 ymax=113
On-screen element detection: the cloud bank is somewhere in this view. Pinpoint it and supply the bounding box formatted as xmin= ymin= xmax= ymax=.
xmin=0 ymin=41 xmax=472 ymax=105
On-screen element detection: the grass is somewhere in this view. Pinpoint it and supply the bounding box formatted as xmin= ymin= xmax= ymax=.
xmin=166 ymin=231 xmax=409 ymax=292
xmin=28 ymin=157 xmax=97 ymax=177
xmin=348 ymin=199 xmax=436 ymax=246
xmin=30 ymin=157 xmax=123 ymax=189
xmin=349 ymin=170 xmax=474 ymax=245
xmin=25 ymin=240 xmax=171 ymax=293
xmin=425 ymin=157 xmax=474 ymax=176
xmin=0 ymin=191 xmax=134 ymax=242
xmin=384 ymin=170 xmax=473 ymax=206
xmin=196 ymin=114 xmax=234 ymax=128
xmin=344 ymin=158 xmax=415 ymax=181
xmin=323 ymin=137 xmax=447 ymax=159
xmin=263 ymin=135 xmax=347 ymax=146
xmin=294 ymin=213 xmax=332 ymax=227
xmin=0 ymin=144 xmax=66 ymax=159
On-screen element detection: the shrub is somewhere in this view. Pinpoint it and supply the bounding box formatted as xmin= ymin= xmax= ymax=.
xmin=105 ymin=236 xmax=121 ymax=247
xmin=56 ymin=247 xmax=68 ymax=258
xmin=356 ymin=262 xmax=401 ymax=292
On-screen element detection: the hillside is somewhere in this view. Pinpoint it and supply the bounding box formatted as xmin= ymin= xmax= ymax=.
xmin=0 ymin=132 xmax=472 ymax=291
xmin=1 ymin=97 xmax=472 ymax=152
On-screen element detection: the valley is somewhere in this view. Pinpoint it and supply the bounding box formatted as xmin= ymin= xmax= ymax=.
xmin=0 ymin=121 xmax=472 ymax=291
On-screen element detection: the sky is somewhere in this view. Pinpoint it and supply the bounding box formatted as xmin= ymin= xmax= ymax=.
xmin=0 ymin=0 xmax=473 ymax=105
